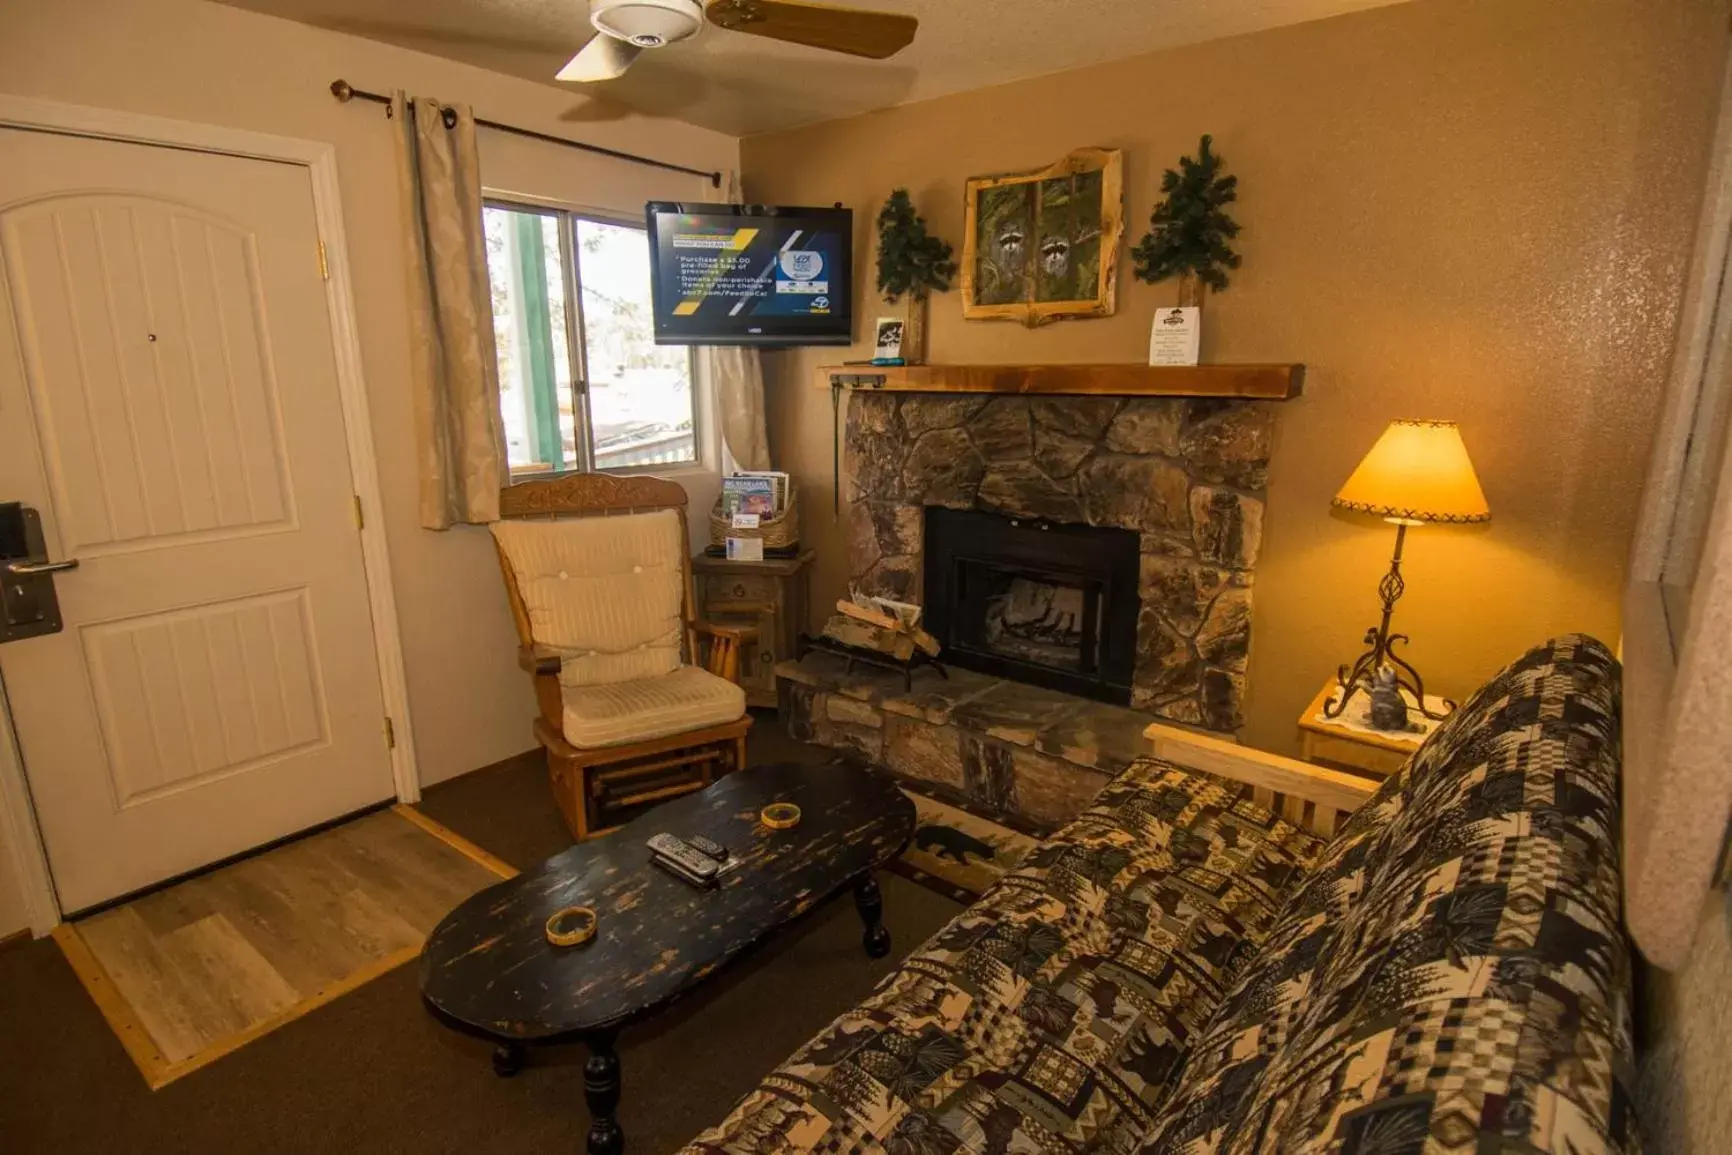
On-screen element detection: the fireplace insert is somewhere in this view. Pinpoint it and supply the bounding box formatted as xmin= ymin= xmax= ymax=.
xmin=923 ymin=507 xmax=1140 ymax=704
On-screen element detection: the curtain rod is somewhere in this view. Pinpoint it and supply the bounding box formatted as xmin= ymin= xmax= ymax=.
xmin=329 ymin=79 xmax=723 ymax=188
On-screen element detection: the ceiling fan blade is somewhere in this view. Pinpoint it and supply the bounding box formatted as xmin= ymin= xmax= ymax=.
xmin=706 ymin=0 xmax=917 ymax=60
xmin=556 ymin=35 xmax=645 ymax=82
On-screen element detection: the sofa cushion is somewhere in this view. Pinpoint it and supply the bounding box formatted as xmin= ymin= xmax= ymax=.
xmin=1142 ymin=635 xmax=1637 ymax=1155
xmin=490 ymin=511 xmax=684 ymax=685
xmin=682 ymin=760 xmax=1327 ymax=1154
xmin=560 ymin=665 xmax=745 ymax=749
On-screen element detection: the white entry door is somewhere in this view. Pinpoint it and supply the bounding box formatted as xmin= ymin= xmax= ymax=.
xmin=0 ymin=129 xmax=395 ymax=912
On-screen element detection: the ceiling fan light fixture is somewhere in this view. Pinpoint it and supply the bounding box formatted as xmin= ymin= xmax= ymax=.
xmin=590 ymin=0 xmax=704 ymax=49
xmin=560 ymin=0 xmax=920 ymax=85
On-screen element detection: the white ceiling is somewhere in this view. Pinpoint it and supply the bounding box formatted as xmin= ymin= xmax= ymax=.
xmin=216 ymin=0 xmax=1416 ymax=136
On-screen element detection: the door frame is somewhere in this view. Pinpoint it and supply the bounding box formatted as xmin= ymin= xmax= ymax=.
xmin=0 ymin=95 xmax=423 ymax=935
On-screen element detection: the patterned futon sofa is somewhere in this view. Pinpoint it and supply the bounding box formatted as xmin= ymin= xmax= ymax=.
xmin=684 ymin=636 xmax=1637 ymax=1154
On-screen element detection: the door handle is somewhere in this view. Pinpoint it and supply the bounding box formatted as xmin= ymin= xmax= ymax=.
xmin=5 ymin=557 xmax=79 ymax=576
xmin=1 ymin=504 xmax=70 ymax=642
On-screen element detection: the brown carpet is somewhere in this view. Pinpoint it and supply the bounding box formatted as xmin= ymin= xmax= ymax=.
xmin=0 ymin=715 xmax=962 ymax=1154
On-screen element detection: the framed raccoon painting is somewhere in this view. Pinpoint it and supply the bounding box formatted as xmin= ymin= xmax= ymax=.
xmin=962 ymin=148 xmax=1125 ymax=326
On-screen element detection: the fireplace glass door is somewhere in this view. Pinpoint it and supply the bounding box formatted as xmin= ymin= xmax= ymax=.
xmin=924 ymin=508 xmax=1139 ymax=704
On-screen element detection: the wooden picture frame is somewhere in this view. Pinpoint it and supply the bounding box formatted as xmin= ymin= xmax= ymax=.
xmin=962 ymin=148 xmax=1125 ymax=327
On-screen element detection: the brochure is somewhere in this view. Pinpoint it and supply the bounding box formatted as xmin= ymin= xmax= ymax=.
xmin=721 ymin=475 xmax=777 ymax=516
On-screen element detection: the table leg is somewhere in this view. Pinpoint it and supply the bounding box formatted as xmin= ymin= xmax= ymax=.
xmin=584 ymin=1031 xmax=625 ymax=1155
xmin=493 ymin=1041 xmax=526 ymax=1078
xmin=854 ymin=873 xmax=892 ymax=959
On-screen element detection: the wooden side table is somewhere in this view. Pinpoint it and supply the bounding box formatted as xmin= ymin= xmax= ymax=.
xmin=693 ymin=550 xmax=814 ymax=709
xmin=1297 ymin=681 xmax=1447 ymax=779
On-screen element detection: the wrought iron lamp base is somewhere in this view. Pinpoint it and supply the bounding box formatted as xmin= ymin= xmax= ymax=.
xmin=1323 ymin=521 xmax=1456 ymax=728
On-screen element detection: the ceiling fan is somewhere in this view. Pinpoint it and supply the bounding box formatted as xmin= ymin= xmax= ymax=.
xmin=557 ymin=0 xmax=919 ymax=82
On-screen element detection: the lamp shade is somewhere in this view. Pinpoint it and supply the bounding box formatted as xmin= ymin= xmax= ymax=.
xmin=1333 ymin=420 xmax=1491 ymax=524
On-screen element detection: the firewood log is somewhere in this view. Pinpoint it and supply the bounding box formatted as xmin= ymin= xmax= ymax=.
xmin=835 ymin=599 xmax=901 ymax=630
xmin=820 ymin=614 xmax=917 ymax=661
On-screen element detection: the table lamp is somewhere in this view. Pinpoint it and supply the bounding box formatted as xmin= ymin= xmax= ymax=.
xmin=1326 ymin=419 xmax=1490 ymax=725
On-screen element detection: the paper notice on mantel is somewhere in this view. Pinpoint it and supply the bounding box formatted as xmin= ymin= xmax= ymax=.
xmin=1149 ymin=307 xmax=1201 ymax=366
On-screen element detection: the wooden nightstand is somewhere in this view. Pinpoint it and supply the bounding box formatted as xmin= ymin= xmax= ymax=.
xmin=1297 ymin=681 xmax=1447 ymax=778
xmin=693 ymin=551 xmax=815 ymax=709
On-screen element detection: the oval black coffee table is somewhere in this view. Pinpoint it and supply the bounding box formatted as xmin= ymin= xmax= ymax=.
xmin=420 ymin=761 xmax=916 ymax=1155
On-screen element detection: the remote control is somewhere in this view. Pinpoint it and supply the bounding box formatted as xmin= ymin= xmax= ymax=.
xmin=647 ymin=833 xmax=719 ymax=883
xmin=652 ymin=850 xmax=718 ymax=888
xmin=687 ymin=835 xmax=729 ymax=862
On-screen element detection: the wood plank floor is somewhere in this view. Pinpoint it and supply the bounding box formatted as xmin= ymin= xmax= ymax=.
xmin=56 ymin=805 xmax=513 ymax=1088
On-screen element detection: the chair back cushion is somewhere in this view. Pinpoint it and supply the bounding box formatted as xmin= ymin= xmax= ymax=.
xmin=491 ymin=510 xmax=684 ymax=685
xmin=1143 ymin=635 xmax=1637 ymax=1155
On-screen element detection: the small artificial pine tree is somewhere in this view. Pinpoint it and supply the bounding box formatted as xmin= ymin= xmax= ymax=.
xmin=876 ymin=189 xmax=957 ymax=303
xmin=1131 ymin=134 xmax=1241 ymax=304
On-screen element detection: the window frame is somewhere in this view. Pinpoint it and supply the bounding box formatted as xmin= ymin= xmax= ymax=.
xmin=482 ymin=194 xmax=704 ymax=480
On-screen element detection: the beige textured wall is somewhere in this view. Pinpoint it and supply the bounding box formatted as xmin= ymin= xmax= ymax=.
xmin=0 ymin=0 xmax=737 ymax=877
xmin=743 ymin=0 xmax=1730 ymax=754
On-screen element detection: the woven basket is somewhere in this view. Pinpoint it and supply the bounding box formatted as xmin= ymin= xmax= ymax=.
xmin=710 ymin=485 xmax=801 ymax=550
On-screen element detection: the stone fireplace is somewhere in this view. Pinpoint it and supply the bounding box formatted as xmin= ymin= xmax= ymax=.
xmin=846 ymin=393 xmax=1272 ymax=731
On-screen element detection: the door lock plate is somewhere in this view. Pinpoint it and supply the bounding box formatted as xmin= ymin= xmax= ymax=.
xmin=0 ymin=503 xmax=65 ymax=642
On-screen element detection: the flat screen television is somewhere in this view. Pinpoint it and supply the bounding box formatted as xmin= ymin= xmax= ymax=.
xmin=645 ymin=202 xmax=853 ymax=347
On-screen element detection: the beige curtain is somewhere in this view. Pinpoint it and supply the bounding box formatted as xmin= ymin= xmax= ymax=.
xmin=392 ymin=91 xmax=508 ymax=529
xmin=700 ymin=170 xmax=772 ymax=471
xmin=701 ymin=345 xmax=771 ymax=471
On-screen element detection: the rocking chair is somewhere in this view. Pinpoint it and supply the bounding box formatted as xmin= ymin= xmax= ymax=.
xmin=491 ymin=474 xmax=754 ymax=840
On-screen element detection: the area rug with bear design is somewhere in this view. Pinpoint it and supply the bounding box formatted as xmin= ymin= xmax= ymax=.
xmin=884 ymin=786 xmax=1040 ymax=901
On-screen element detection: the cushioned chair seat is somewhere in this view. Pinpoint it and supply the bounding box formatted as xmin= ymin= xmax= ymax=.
xmin=561 ymin=665 xmax=746 ymax=750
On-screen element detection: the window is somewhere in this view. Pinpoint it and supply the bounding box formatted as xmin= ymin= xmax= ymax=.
xmin=482 ymin=203 xmax=698 ymax=475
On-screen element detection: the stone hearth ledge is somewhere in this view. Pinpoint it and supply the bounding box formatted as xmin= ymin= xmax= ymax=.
xmin=776 ymin=652 xmax=1167 ymax=832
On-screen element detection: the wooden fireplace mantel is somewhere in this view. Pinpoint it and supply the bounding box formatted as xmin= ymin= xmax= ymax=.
xmin=821 ymin=363 xmax=1304 ymax=400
